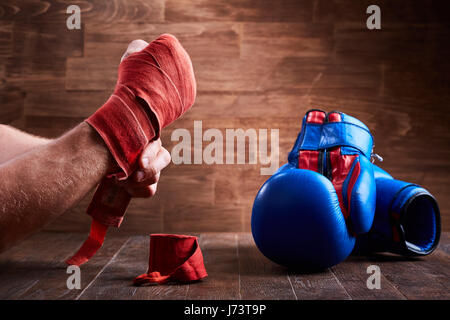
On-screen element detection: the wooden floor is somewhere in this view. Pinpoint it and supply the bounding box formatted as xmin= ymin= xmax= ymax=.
xmin=0 ymin=231 xmax=448 ymax=300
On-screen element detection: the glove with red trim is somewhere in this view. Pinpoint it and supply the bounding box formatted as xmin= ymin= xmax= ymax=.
xmin=252 ymin=110 xmax=376 ymax=270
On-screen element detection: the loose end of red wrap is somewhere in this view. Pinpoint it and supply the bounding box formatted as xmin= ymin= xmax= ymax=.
xmin=65 ymin=219 xmax=108 ymax=266
xmin=133 ymin=272 xmax=171 ymax=285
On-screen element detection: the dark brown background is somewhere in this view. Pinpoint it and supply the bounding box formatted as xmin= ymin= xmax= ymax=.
xmin=0 ymin=0 xmax=449 ymax=234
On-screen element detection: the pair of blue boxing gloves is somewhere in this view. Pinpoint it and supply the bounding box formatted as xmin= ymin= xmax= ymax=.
xmin=252 ymin=110 xmax=441 ymax=270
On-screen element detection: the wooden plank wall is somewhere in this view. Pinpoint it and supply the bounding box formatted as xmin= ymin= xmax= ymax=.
xmin=0 ymin=0 xmax=449 ymax=234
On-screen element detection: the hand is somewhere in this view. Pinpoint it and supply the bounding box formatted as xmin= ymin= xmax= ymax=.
xmin=114 ymin=40 xmax=171 ymax=198
xmin=115 ymin=139 xmax=171 ymax=198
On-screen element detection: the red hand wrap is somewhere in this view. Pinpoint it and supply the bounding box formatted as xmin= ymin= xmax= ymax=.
xmin=65 ymin=219 xmax=108 ymax=266
xmin=134 ymin=234 xmax=208 ymax=285
xmin=89 ymin=33 xmax=196 ymax=178
xmin=66 ymin=34 xmax=196 ymax=266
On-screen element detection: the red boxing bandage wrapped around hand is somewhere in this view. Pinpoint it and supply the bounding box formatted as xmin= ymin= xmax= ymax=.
xmin=89 ymin=33 xmax=196 ymax=178
xmin=66 ymin=34 xmax=196 ymax=266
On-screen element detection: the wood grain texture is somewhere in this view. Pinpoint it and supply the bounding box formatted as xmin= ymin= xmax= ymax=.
xmin=0 ymin=0 xmax=449 ymax=233
xmin=238 ymin=233 xmax=296 ymax=300
xmin=0 ymin=232 xmax=449 ymax=300
xmin=353 ymin=253 xmax=450 ymax=300
xmin=0 ymin=22 xmax=13 ymax=58
xmin=165 ymin=0 xmax=314 ymax=23
xmin=0 ymin=231 xmax=127 ymax=300
xmin=15 ymin=234 xmax=129 ymax=300
xmin=0 ymin=232 xmax=73 ymax=299
xmin=84 ymin=22 xmax=241 ymax=60
xmin=13 ymin=22 xmax=83 ymax=58
xmin=313 ymin=0 xmax=443 ymax=24
xmin=77 ymin=236 xmax=146 ymax=300
xmin=0 ymin=86 xmax=25 ymax=124
xmin=187 ymin=233 xmax=240 ymax=299
xmin=438 ymin=233 xmax=450 ymax=256
xmin=0 ymin=0 xmax=164 ymax=23
xmin=331 ymin=256 xmax=406 ymax=299
xmin=288 ymin=269 xmax=351 ymax=300
xmin=78 ymin=235 xmax=192 ymax=300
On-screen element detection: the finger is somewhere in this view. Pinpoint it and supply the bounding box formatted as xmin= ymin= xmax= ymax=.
xmin=126 ymin=184 xmax=157 ymax=198
xmin=132 ymin=148 xmax=170 ymax=186
xmin=116 ymin=147 xmax=170 ymax=188
xmin=135 ymin=147 xmax=171 ymax=182
xmin=139 ymin=139 xmax=163 ymax=169
xmin=121 ymin=39 xmax=149 ymax=62
xmin=115 ymin=139 xmax=162 ymax=187
xmin=131 ymin=172 xmax=160 ymax=188
xmin=116 ymin=170 xmax=160 ymax=188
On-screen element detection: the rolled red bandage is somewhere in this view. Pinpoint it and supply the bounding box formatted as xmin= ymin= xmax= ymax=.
xmin=134 ymin=234 xmax=208 ymax=285
xmin=66 ymin=34 xmax=196 ymax=266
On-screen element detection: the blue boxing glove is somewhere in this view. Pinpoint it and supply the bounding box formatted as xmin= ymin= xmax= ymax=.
xmin=354 ymin=165 xmax=441 ymax=256
xmin=252 ymin=110 xmax=376 ymax=270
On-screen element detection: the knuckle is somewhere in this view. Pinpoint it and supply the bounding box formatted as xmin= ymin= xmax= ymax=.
xmin=129 ymin=39 xmax=145 ymax=48
xmin=144 ymin=145 xmax=158 ymax=160
xmin=149 ymin=173 xmax=160 ymax=184
xmin=141 ymin=175 xmax=158 ymax=186
xmin=146 ymin=165 xmax=158 ymax=178
xmin=147 ymin=185 xmax=157 ymax=197
xmin=162 ymin=148 xmax=171 ymax=164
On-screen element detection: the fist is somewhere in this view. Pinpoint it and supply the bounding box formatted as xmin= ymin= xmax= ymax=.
xmin=114 ymin=39 xmax=171 ymax=198
xmin=115 ymin=138 xmax=171 ymax=198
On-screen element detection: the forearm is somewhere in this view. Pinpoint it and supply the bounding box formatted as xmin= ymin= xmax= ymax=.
xmin=0 ymin=123 xmax=112 ymax=252
xmin=0 ymin=124 xmax=52 ymax=164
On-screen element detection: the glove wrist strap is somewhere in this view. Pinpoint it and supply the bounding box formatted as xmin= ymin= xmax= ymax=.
xmin=298 ymin=121 xmax=373 ymax=157
xmin=289 ymin=109 xmax=374 ymax=166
